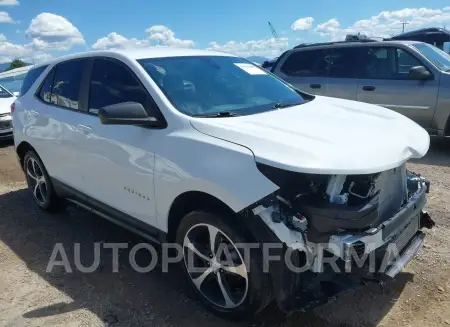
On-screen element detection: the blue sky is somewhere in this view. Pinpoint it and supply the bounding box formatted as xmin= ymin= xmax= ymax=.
xmin=0 ymin=0 xmax=449 ymax=63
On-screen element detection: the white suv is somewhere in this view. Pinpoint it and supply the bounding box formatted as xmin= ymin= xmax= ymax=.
xmin=12 ymin=48 xmax=435 ymax=318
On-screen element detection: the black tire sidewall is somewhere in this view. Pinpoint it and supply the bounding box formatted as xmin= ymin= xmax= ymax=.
xmin=175 ymin=211 xmax=272 ymax=319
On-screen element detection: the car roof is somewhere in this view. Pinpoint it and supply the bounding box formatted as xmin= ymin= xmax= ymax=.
xmin=33 ymin=47 xmax=238 ymax=70
xmin=292 ymin=39 xmax=422 ymax=51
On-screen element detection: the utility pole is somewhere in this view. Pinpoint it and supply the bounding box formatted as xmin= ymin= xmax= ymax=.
xmin=400 ymin=21 xmax=409 ymax=33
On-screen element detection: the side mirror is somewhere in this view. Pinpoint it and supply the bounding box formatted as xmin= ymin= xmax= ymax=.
xmin=98 ymin=102 xmax=161 ymax=126
xmin=409 ymin=66 xmax=432 ymax=80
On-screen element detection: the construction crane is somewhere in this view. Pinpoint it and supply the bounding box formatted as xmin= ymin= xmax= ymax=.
xmin=268 ymin=21 xmax=286 ymax=53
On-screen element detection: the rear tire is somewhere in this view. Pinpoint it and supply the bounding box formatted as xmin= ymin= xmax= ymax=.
xmin=23 ymin=151 xmax=66 ymax=212
xmin=176 ymin=211 xmax=272 ymax=319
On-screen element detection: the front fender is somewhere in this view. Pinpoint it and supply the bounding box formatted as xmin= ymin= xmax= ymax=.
xmin=153 ymin=131 xmax=278 ymax=232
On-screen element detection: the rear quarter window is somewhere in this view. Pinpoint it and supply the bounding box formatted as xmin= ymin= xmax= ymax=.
xmin=19 ymin=65 xmax=48 ymax=96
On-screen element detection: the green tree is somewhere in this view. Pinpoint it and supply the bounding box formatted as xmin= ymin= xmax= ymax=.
xmin=4 ymin=59 xmax=28 ymax=72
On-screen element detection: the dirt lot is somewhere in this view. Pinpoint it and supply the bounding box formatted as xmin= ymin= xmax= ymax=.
xmin=0 ymin=139 xmax=449 ymax=327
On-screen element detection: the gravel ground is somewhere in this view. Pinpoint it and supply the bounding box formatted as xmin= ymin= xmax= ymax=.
xmin=0 ymin=139 xmax=449 ymax=327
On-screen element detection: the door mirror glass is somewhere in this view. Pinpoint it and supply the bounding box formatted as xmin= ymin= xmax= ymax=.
xmin=409 ymin=66 xmax=432 ymax=80
xmin=98 ymin=101 xmax=159 ymax=126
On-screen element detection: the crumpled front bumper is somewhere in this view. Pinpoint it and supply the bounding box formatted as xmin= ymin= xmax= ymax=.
xmin=275 ymin=212 xmax=433 ymax=313
xmin=247 ymin=180 xmax=435 ymax=313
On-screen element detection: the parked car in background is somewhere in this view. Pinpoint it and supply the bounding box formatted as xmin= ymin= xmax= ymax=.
xmin=0 ymin=85 xmax=15 ymax=140
xmin=0 ymin=65 xmax=32 ymax=96
xmin=386 ymin=27 xmax=450 ymax=52
xmin=271 ymin=40 xmax=450 ymax=137
xmin=12 ymin=48 xmax=434 ymax=318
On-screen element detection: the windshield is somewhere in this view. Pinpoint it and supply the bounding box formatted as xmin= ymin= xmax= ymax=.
xmin=0 ymin=85 xmax=13 ymax=98
xmin=412 ymin=43 xmax=450 ymax=72
xmin=138 ymin=56 xmax=305 ymax=117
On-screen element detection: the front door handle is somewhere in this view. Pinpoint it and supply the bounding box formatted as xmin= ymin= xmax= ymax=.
xmin=76 ymin=124 xmax=93 ymax=134
xmin=310 ymin=84 xmax=322 ymax=89
xmin=362 ymin=85 xmax=376 ymax=91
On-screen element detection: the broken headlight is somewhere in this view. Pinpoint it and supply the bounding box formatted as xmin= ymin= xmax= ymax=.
xmin=256 ymin=162 xmax=380 ymax=207
xmin=256 ymin=163 xmax=382 ymax=241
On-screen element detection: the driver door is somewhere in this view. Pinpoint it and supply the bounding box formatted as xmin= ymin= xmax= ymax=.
xmin=78 ymin=57 xmax=158 ymax=227
xmin=356 ymin=46 xmax=439 ymax=129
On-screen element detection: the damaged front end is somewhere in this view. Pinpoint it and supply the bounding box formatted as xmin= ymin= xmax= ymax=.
xmin=249 ymin=163 xmax=435 ymax=313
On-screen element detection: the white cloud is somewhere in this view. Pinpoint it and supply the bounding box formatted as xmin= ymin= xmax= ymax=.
xmin=146 ymin=25 xmax=195 ymax=48
xmin=26 ymin=13 xmax=85 ymax=51
xmin=315 ymin=18 xmax=341 ymax=36
xmin=206 ymin=37 xmax=288 ymax=58
xmin=0 ymin=11 xmax=16 ymax=23
xmin=0 ymin=34 xmax=51 ymax=64
xmin=0 ymin=0 xmax=19 ymax=6
xmin=315 ymin=7 xmax=450 ymax=41
xmin=291 ymin=17 xmax=314 ymax=31
xmin=92 ymin=25 xmax=195 ymax=50
xmin=92 ymin=32 xmax=149 ymax=50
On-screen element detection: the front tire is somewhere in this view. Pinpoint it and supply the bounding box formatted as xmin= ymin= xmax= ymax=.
xmin=23 ymin=151 xmax=66 ymax=212
xmin=176 ymin=211 xmax=272 ymax=319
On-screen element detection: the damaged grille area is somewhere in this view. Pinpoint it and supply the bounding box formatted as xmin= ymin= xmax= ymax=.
xmin=374 ymin=165 xmax=407 ymax=223
xmin=256 ymin=163 xmax=423 ymax=242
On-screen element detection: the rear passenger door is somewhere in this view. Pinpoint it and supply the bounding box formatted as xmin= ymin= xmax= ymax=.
xmin=33 ymin=58 xmax=90 ymax=190
xmin=356 ymin=46 xmax=439 ymax=128
xmin=273 ymin=49 xmax=328 ymax=96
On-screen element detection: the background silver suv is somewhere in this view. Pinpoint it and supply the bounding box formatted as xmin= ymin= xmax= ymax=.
xmin=271 ymin=40 xmax=450 ymax=137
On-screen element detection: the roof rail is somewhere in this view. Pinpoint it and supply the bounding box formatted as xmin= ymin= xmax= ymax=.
xmin=293 ymin=38 xmax=376 ymax=49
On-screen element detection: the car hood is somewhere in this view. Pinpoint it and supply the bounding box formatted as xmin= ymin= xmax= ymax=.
xmin=190 ymin=96 xmax=430 ymax=174
xmin=0 ymin=97 xmax=15 ymax=115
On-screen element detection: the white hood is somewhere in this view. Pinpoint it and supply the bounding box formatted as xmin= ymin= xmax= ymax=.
xmin=191 ymin=96 xmax=430 ymax=175
xmin=0 ymin=97 xmax=15 ymax=115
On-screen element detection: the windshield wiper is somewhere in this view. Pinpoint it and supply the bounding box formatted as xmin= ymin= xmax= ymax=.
xmin=193 ymin=111 xmax=240 ymax=118
xmin=272 ymin=101 xmax=302 ymax=109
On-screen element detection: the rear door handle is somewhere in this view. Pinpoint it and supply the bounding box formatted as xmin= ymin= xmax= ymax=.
xmin=29 ymin=110 xmax=39 ymax=117
xmin=362 ymin=85 xmax=376 ymax=91
xmin=310 ymin=84 xmax=322 ymax=89
xmin=76 ymin=124 xmax=93 ymax=134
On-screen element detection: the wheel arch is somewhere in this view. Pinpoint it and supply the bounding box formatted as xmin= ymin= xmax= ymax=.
xmin=166 ymin=191 xmax=236 ymax=242
xmin=16 ymin=141 xmax=39 ymax=169
xmin=165 ymin=190 xmax=266 ymax=244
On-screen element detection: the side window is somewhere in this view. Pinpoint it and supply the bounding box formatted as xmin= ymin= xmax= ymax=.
xmin=280 ymin=49 xmax=326 ymax=77
xmin=88 ymin=58 xmax=152 ymax=114
xmin=324 ymin=48 xmax=360 ymax=78
xmin=397 ymin=49 xmax=422 ymax=74
xmin=360 ymin=47 xmax=424 ymax=80
xmin=360 ymin=48 xmax=391 ymax=79
xmin=20 ymin=65 xmax=48 ymax=96
xmin=52 ymin=60 xmax=85 ymax=110
xmin=38 ymin=69 xmax=55 ymax=104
